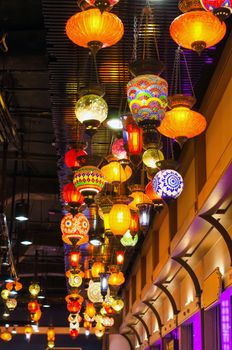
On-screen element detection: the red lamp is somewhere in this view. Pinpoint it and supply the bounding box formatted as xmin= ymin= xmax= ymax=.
xmin=63 ymin=183 xmax=84 ymax=206
xmin=67 ymin=300 xmax=81 ymax=313
xmin=129 ymin=211 xmax=139 ymax=235
xmin=127 ymin=123 xmax=143 ymax=155
xmin=70 ymin=329 xmax=79 ymax=338
xmin=116 ymin=251 xmax=125 ymax=265
xmin=69 ymin=251 xmax=81 ymax=268
xmin=28 ymin=300 xmax=40 ymax=314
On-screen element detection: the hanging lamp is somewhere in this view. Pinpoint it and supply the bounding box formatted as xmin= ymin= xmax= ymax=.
xmin=66 ymin=8 xmax=124 ymax=53
xmin=158 ymin=48 xmax=207 ymax=145
xmin=200 ymin=0 xmax=231 ymax=20
xmin=128 ymin=184 xmax=152 ymax=212
xmin=61 ymin=212 xmax=89 ymax=246
xmin=170 ymin=0 xmax=226 ymax=53
xmin=86 ymin=0 xmax=120 ymax=12
xmin=153 ymin=168 xmax=184 ymax=200
xmin=109 ymin=197 xmax=131 ymax=236
xmin=127 ymin=5 xmax=168 ymax=128
xmin=101 ymin=156 xmax=132 ymax=185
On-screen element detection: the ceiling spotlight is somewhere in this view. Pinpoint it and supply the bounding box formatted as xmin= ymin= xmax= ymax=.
xmin=5 ymin=275 xmax=14 ymax=283
xmin=15 ymin=201 xmax=29 ymax=222
xmin=20 ymin=231 xmax=33 ymax=246
xmin=43 ymin=300 xmax=51 ymax=308
xmin=3 ymin=309 xmax=10 ymax=318
xmin=37 ymin=290 xmax=45 ymax=300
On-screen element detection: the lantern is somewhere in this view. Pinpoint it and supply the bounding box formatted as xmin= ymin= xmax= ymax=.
xmin=70 ymin=329 xmax=79 ymax=338
xmin=66 ymin=9 xmax=124 ymax=51
xmin=200 ymin=0 xmax=232 ymax=19
xmin=6 ymin=298 xmax=17 ymax=311
xmin=28 ymin=300 xmax=40 ymax=314
xmin=127 ymin=75 xmax=168 ymax=126
xmin=101 ymin=158 xmax=132 ymax=185
xmin=63 ymin=183 xmax=84 ymax=207
xmin=75 ymin=94 xmax=108 ymax=132
xmin=6 ymin=281 xmax=22 ymax=292
xmin=1 ymin=289 xmax=10 ymax=300
xmin=25 ymin=325 xmax=33 ymax=341
xmin=109 ymin=199 xmax=131 ymax=236
xmin=142 ymin=148 xmax=164 ymax=168
xmin=47 ymin=327 xmax=55 ymax=345
xmin=73 ymin=166 xmax=105 ymax=201
xmin=68 ymin=272 xmax=83 ymax=288
xmin=111 ymin=298 xmax=124 ymax=312
xmin=85 ymin=302 xmax=96 ymax=318
xmin=101 ymin=316 xmax=114 ymax=327
xmin=127 ymin=122 xmax=143 ymax=155
xmin=100 ymin=273 xmax=110 ymax=297
xmin=99 ymin=204 xmax=112 ymax=234
xmin=65 ymin=149 xmax=79 ymax=169
xmin=129 ymin=185 xmax=152 ymax=212
xmin=153 ymin=169 xmax=184 ymax=200
xmin=29 ymin=283 xmax=40 ymax=297
xmin=170 ymin=11 xmax=226 ymax=53
xmin=48 ymin=341 xmax=55 ymax=349
xmin=91 ymin=261 xmax=105 ymax=278
xmin=120 ymin=230 xmax=138 ymax=247
xmin=129 ymin=211 xmax=139 ymax=235
xmin=61 ymin=213 xmax=89 ymax=246
xmin=31 ymin=308 xmax=42 ymax=323
xmin=145 ymin=181 xmax=162 ymax=203
xmin=112 ymin=138 xmax=127 ymax=160
xmin=108 ymin=271 xmax=125 ymax=286
xmin=95 ymin=326 xmax=105 ymax=338
xmin=137 ymin=203 xmax=153 ymax=232
xmin=86 ymin=0 xmax=119 ymax=11
xmin=68 ymin=313 xmax=82 ymax=324
xmin=158 ymin=95 xmax=207 ymax=142
xmin=116 ymin=251 xmax=124 ymax=265
xmin=87 ymin=280 xmax=110 ymax=303
xmin=67 ymin=299 xmax=82 ymax=313
xmin=0 ymin=330 xmax=12 ymax=342
xmin=69 ymin=251 xmax=81 ymax=268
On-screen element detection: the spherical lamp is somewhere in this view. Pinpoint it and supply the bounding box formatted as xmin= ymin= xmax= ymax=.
xmin=111 ymin=298 xmax=124 ymax=312
xmin=127 ymin=74 xmax=168 ymax=127
xmin=109 ymin=199 xmax=131 ymax=236
xmin=142 ymin=148 xmax=164 ymax=168
xmin=28 ymin=300 xmax=40 ymax=314
xmin=145 ymin=181 xmax=162 ymax=203
xmin=153 ymin=169 xmax=184 ymax=200
xmin=66 ymin=8 xmax=124 ymax=51
xmin=129 ymin=184 xmax=152 ymax=212
xmin=61 ymin=213 xmax=89 ymax=246
xmin=29 ymin=283 xmax=40 ymax=298
xmin=75 ymin=94 xmax=108 ymax=133
xmin=108 ymin=271 xmax=125 ymax=286
xmin=170 ymin=11 xmax=226 ymax=53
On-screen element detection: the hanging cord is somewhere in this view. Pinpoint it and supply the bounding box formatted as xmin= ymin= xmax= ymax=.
xmin=181 ymin=49 xmax=196 ymax=99
xmin=92 ymin=52 xmax=100 ymax=86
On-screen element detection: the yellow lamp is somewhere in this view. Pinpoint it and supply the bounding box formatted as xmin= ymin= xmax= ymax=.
xmin=111 ymin=298 xmax=124 ymax=312
xmin=142 ymin=148 xmax=164 ymax=168
xmin=91 ymin=261 xmax=105 ymax=278
xmin=101 ymin=157 xmax=132 ymax=185
xmin=109 ymin=198 xmax=131 ymax=236
xmin=129 ymin=184 xmax=152 ymax=212
xmin=29 ymin=282 xmax=40 ymax=297
xmin=1 ymin=330 xmax=12 ymax=342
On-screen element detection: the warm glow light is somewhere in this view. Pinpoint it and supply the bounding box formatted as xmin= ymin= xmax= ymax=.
xmin=112 ymin=138 xmax=127 ymax=159
xmin=120 ymin=230 xmax=138 ymax=247
xmin=69 ymin=251 xmax=81 ymax=268
xmin=66 ymin=8 xmax=124 ymax=49
xmin=73 ymin=166 xmax=105 ymax=195
xmin=127 ymin=123 xmax=143 ymax=155
xmin=101 ymin=160 xmax=132 ymax=184
xmin=109 ymin=202 xmax=131 ymax=236
xmin=129 ymin=187 xmax=152 ymax=212
xmin=85 ymin=303 xmax=96 ymax=318
xmin=170 ymin=11 xmax=226 ymax=53
xmin=158 ymin=106 xmax=207 ymax=140
xmin=63 ymin=183 xmax=84 ymax=206
xmin=29 ymin=283 xmax=40 ymax=297
xmin=142 ymin=148 xmax=164 ymax=168
xmin=145 ymin=181 xmax=162 ymax=202
xmin=116 ymin=251 xmax=125 ymax=265
xmin=91 ymin=261 xmax=105 ymax=278
xmin=108 ymin=271 xmax=125 ymax=286
xmin=61 ymin=213 xmax=89 ymax=246
xmin=0 ymin=330 xmax=12 ymax=342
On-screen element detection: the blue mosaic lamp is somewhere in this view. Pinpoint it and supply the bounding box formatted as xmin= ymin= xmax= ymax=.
xmin=152 ymin=169 xmax=184 ymax=200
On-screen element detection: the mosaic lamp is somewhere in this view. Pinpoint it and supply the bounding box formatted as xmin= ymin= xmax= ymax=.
xmin=152 ymin=169 xmax=184 ymax=200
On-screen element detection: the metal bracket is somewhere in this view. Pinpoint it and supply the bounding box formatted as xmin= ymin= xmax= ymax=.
xmin=199 ymin=212 xmax=232 ymax=266
xmin=133 ymin=313 xmax=150 ymax=340
xmin=121 ymin=333 xmax=134 ymax=350
xmin=155 ymin=282 xmax=179 ymax=315
xmin=128 ymin=324 xmax=142 ymax=345
xmin=172 ymin=256 xmax=202 ymax=297
xmin=142 ymin=300 xmax=163 ymax=331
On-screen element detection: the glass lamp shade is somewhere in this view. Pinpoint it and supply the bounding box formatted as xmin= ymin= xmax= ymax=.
xmin=127 ymin=123 xmax=143 ymax=155
xmin=87 ymin=280 xmax=110 ymax=303
xmin=70 ymin=329 xmax=79 ymax=338
xmin=142 ymin=148 xmax=164 ymax=169
xmin=120 ymin=230 xmax=138 ymax=247
xmin=31 ymin=309 xmax=42 ymax=323
xmin=100 ymin=273 xmax=110 ymax=297
xmin=61 ymin=213 xmax=89 ymax=246
xmin=101 ymin=160 xmax=132 ymax=185
xmin=111 ymin=298 xmax=124 ymax=312
xmin=73 ymin=166 xmax=105 ymax=196
xmin=116 ymin=251 xmax=124 ymax=265
xmin=1 ymin=289 xmax=10 ymax=300
xmin=137 ymin=203 xmax=153 ymax=231
xmin=145 ymin=181 xmax=162 ymax=202
xmin=112 ymin=138 xmax=127 ymax=160
xmin=91 ymin=261 xmax=105 ymax=278
xmin=68 ymin=272 xmax=83 ymax=288
xmin=0 ymin=330 xmax=12 ymax=342
xmin=200 ymin=0 xmax=231 ymax=19
xmin=63 ymin=183 xmax=84 ymax=206
xmin=47 ymin=328 xmax=55 ymax=342
xmin=66 ymin=8 xmax=124 ymax=49
xmin=129 ymin=211 xmax=139 ymax=235
xmin=67 ymin=300 xmax=82 ymax=313
xmin=6 ymin=298 xmax=17 ymax=311
xmin=65 ymin=149 xmax=79 ymax=169
xmin=6 ymin=281 xmax=22 ymax=292
xmin=28 ymin=300 xmax=40 ymax=314
xmin=153 ymin=169 xmax=184 ymax=200
xmin=170 ymin=11 xmax=226 ymax=53
xmin=29 ymin=283 xmax=40 ymax=297
xmin=85 ymin=302 xmax=96 ymax=319
xmin=109 ymin=203 xmax=131 ymax=236
xmin=129 ymin=189 xmax=152 ymax=212
xmin=108 ymin=271 xmax=125 ymax=286
xmin=158 ymin=107 xmax=207 ymax=140
xmin=127 ymin=74 xmax=168 ymax=126
xmin=69 ymin=251 xmax=81 ymax=268
xmin=75 ymin=94 xmax=108 ymax=131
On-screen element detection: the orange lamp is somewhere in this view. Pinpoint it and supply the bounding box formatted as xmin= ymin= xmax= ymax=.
xmin=85 ymin=302 xmax=96 ymax=319
xmin=127 ymin=123 xmax=143 ymax=155
xmin=129 ymin=210 xmax=139 ymax=235
xmin=0 ymin=330 xmax=12 ymax=342
xmin=91 ymin=261 xmax=105 ymax=278
xmin=108 ymin=271 xmax=125 ymax=286
xmin=28 ymin=300 xmax=40 ymax=314
xmin=31 ymin=308 xmax=42 ymax=322
xmin=129 ymin=184 xmax=152 ymax=212
xmin=116 ymin=251 xmax=124 ymax=265
xmin=63 ymin=183 xmax=84 ymax=206
xmin=101 ymin=158 xmax=132 ymax=185
xmin=145 ymin=181 xmax=162 ymax=203
xmin=66 ymin=8 xmax=124 ymax=52
xmin=170 ymin=10 xmax=226 ymax=53
xmin=109 ymin=199 xmax=131 ymax=236
xmin=69 ymin=251 xmax=81 ymax=268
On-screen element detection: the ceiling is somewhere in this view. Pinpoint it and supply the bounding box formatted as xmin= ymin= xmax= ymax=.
xmin=0 ymin=0 xmax=231 ymax=330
